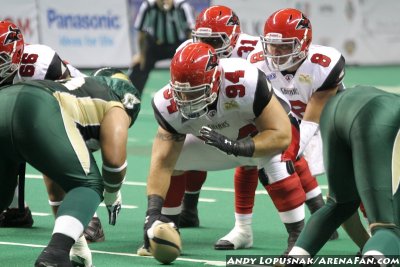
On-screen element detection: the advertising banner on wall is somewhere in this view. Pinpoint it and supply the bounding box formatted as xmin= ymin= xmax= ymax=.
xmin=37 ymin=0 xmax=132 ymax=68
xmin=2 ymin=0 xmax=400 ymax=66
xmin=0 ymin=0 xmax=40 ymax=44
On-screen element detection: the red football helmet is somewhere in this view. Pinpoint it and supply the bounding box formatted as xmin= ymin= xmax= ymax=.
xmin=192 ymin=5 xmax=241 ymax=58
xmin=0 ymin=20 xmax=24 ymax=84
xmin=261 ymin=8 xmax=312 ymax=71
xmin=170 ymin=42 xmax=221 ymax=119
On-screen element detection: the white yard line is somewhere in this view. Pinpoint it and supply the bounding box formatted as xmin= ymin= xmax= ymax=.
xmin=26 ymin=174 xmax=329 ymax=195
xmin=0 ymin=241 xmax=226 ymax=266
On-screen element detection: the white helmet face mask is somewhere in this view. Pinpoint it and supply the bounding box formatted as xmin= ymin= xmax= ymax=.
xmin=261 ymin=32 xmax=306 ymax=71
xmin=0 ymin=50 xmax=18 ymax=84
xmin=192 ymin=28 xmax=232 ymax=58
xmin=171 ymin=83 xmax=212 ymax=119
xmin=171 ymin=68 xmax=219 ymax=120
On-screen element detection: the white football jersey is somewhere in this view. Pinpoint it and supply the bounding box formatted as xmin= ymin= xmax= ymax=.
xmin=176 ymin=33 xmax=259 ymax=60
xmin=230 ymin=33 xmax=259 ymax=59
xmin=152 ymin=58 xmax=273 ymax=140
xmin=13 ymin=44 xmax=85 ymax=83
xmin=248 ymin=44 xmax=345 ymax=120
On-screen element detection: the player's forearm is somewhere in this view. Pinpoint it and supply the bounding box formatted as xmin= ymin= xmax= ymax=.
xmin=252 ymin=129 xmax=291 ymax=157
xmin=298 ymin=120 xmax=319 ymax=156
xmin=102 ymin=162 xmax=127 ymax=193
xmin=147 ymin=127 xmax=184 ymax=198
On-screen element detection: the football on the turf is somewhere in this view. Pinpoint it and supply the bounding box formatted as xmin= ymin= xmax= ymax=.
xmin=149 ymin=223 xmax=182 ymax=264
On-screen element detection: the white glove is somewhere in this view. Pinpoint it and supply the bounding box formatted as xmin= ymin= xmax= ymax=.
xmin=103 ymin=190 xmax=122 ymax=226
xmin=70 ymin=235 xmax=94 ymax=267
xmin=147 ymin=220 xmax=177 ymax=239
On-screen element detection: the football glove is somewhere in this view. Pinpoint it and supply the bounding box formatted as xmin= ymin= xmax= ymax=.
xmin=143 ymin=214 xmax=174 ymax=251
xmin=200 ymin=126 xmax=255 ymax=157
xmin=103 ymin=190 xmax=121 ymax=225
xmin=142 ymin=194 xmax=174 ymax=251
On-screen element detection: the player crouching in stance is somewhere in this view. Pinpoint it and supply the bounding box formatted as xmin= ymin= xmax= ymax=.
xmin=140 ymin=42 xmax=306 ymax=260
xmin=0 ymin=69 xmax=140 ymax=266
xmin=287 ymin=86 xmax=400 ymax=266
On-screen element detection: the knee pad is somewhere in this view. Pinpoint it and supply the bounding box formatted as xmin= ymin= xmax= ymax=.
xmin=266 ymin=173 xmax=305 ymax=212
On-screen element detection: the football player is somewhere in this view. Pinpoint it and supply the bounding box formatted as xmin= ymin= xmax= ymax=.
xmin=247 ymin=6 xmax=347 ymax=240
xmin=288 ymin=86 xmax=400 ymax=265
xmin=168 ymin=6 xmax=334 ymax=252
xmin=0 ymin=68 xmax=140 ymax=267
xmin=0 ymin=20 xmax=105 ymax=266
xmin=140 ymin=42 xmax=306 ymax=257
xmin=249 ymin=8 xmax=345 ymax=162
xmin=167 ymin=7 xmax=262 ymax=249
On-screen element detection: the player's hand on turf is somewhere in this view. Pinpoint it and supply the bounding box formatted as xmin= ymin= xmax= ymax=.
xmin=103 ymin=190 xmax=122 ymax=225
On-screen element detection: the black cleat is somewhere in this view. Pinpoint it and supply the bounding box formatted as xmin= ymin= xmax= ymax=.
xmin=0 ymin=207 xmax=34 ymax=228
xmin=35 ymin=247 xmax=72 ymax=267
xmin=214 ymin=240 xmax=235 ymax=250
xmin=282 ymin=220 xmax=304 ymax=256
xmin=83 ymin=217 xmax=105 ymax=243
xmin=179 ymin=193 xmax=200 ymax=228
xmin=179 ymin=208 xmax=199 ymax=228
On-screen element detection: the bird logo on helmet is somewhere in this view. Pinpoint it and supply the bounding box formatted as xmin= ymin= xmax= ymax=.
xmin=205 ymin=50 xmax=219 ymax=71
xmin=295 ymin=13 xmax=311 ymax=30
xmin=226 ymin=12 xmax=240 ymax=26
xmin=3 ymin=25 xmax=22 ymax=45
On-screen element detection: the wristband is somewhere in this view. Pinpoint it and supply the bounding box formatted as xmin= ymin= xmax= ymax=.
xmin=147 ymin=194 xmax=164 ymax=215
xmin=103 ymin=177 xmax=126 ymax=189
xmin=233 ymin=137 xmax=255 ymax=157
xmin=48 ymin=200 xmax=63 ymax=207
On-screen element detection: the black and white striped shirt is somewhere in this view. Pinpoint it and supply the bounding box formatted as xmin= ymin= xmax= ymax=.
xmin=134 ymin=0 xmax=195 ymax=45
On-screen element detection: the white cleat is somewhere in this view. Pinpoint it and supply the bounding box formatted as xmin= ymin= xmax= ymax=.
xmin=214 ymin=225 xmax=253 ymax=250
xmin=70 ymin=235 xmax=94 ymax=267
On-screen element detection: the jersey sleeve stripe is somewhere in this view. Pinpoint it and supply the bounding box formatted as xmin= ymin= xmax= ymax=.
xmin=253 ymin=69 xmax=273 ymax=117
xmin=318 ymin=55 xmax=346 ymax=91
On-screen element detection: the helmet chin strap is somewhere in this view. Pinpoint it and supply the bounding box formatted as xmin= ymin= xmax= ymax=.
xmin=206 ymin=92 xmax=217 ymax=104
xmin=269 ymin=51 xmax=307 ymax=72
xmin=181 ymin=107 xmax=208 ymax=120
xmin=181 ymin=92 xmax=217 ymax=120
xmin=275 ymin=56 xmax=294 ymax=71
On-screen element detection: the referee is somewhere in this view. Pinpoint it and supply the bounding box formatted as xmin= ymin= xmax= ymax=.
xmin=128 ymin=0 xmax=195 ymax=96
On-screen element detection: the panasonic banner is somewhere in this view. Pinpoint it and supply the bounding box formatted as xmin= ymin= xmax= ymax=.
xmin=37 ymin=0 xmax=131 ymax=68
